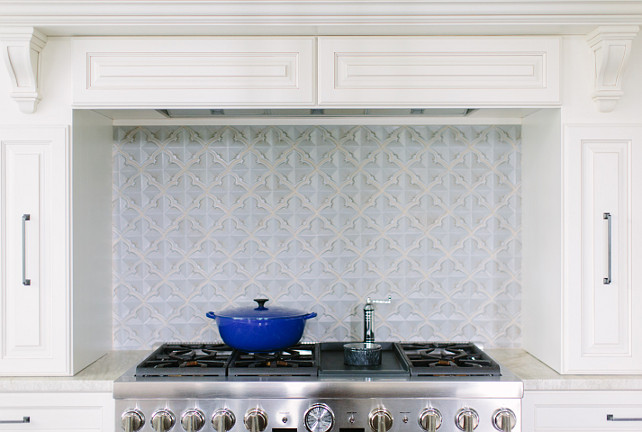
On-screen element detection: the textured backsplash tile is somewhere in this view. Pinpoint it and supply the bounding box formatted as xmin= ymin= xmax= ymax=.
xmin=113 ymin=125 xmax=521 ymax=349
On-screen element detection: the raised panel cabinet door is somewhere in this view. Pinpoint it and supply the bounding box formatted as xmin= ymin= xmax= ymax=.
xmin=0 ymin=127 xmax=69 ymax=375
xmin=318 ymin=36 xmax=560 ymax=107
xmin=71 ymin=37 xmax=316 ymax=108
xmin=565 ymin=125 xmax=642 ymax=373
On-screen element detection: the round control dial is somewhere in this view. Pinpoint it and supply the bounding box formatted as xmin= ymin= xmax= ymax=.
xmin=304 ymin=403 xmax=335 ymax=432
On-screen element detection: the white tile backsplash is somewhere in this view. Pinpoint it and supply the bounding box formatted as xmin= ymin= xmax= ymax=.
xmin=113 ymin=125 xmax=521 ymax=349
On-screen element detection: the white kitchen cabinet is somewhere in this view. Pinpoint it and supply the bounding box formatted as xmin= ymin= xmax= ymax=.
xmin=71 ymin=37 xmax=316 ymax=108
xmin=523 ymin=390 xmax=642 ymax=432
xmin=0 ymin=112 xmax=112 ymax=375
xmin=0 ymin=392 xmax=113 ymax=431
xmin=317 ymin=36 xmax=560 ymax=107
xmin=523 ymin=116 xmax=642 ymax=373
xmin=0 ymin=126 xmax=69 ymax=375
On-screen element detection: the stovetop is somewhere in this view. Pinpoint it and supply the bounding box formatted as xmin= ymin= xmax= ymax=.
xmin=133 ymin=341 xmax=501 ymax=378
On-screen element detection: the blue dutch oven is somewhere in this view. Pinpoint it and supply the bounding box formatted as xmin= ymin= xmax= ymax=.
xmin=206 ymin=298 xmax=317 ymax=352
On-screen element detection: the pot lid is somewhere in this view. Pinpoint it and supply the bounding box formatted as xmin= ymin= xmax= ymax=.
xmin=215 ymin=298 xmax=310 ymax=320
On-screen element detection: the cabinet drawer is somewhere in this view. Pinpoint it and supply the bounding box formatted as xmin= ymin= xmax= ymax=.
xmin=524 ymin=391 xmax=642 ymax=432
xmin=0 ymin=393 xmax=113 ymax=431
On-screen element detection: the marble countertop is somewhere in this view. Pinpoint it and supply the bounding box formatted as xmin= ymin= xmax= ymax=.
xmin=0 ymin=350 xmax=148 ymax=392
xmin=488 ymin=349 xmax=642 ymax=391
xmin=1 ymin=348 xmax=641 ymax=393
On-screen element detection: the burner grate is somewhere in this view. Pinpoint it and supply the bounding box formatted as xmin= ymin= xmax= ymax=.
xmin=396 ymin=342 xmax=501 ymax=376
xmin=227 ymin=344 xmax=318 ymax=377
xmin=135 ymin=343 xmax=234 ymax=377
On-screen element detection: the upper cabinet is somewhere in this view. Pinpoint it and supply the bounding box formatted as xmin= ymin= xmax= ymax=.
xmin=71 ymin=37 xmax=316 ymax=108
xmin=0 ymin=112 xmax=112 ymax=375
xmin=522 ymin=117 xmax=642 ymax=374
xmin=70 ymin=36 xmax=560 ymax=109
xmin=0 ymin=127 xmax=69 ymax=374
xmin=317 ymin=37 xmax=560 ymax=107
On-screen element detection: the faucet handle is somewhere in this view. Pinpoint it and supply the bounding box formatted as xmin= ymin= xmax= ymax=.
xmin=366 ymin=295 xmax=392 ymax=305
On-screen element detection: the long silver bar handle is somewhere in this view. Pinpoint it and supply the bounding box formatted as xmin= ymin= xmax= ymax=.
xmin=0 ymin=416 xmax=30 ymax=424
xmin=607 ymin=415 xmax=642 ymax=422
xmin=21 ymin=214 xmax=31 ymax=286
xmin=603 ymin=212 xmax=612 ymax=285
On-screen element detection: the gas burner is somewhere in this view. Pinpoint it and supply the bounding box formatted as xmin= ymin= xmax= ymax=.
xmin=227 ymin=344 xmax=318 ymax=377
xmin=397 ymin=342 xmax=501 ymax=376
xmin=136 ymin=343 xmax=234 ymax=377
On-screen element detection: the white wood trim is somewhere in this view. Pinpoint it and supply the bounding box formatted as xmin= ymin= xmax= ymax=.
xmin=0 ymin=27 xmax=47 ymax=113
xmin=587 ymin=26 xmax=639 ymax=113
xmin=0 ymin=2 xmax=641 ymax=36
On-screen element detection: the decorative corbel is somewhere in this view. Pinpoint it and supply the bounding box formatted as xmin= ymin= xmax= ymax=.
xmin=587 ymin=26 xmax=639 ymax=113
xmin=0 ymin=27 xmax=47 ymax=114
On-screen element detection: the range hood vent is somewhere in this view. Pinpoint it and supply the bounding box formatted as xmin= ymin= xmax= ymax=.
xmin=156 ymin=108 xmax=477 ymax=118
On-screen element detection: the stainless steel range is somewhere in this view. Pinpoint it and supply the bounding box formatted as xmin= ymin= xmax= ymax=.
xmin=114 ymin=342 xmax=522 ymax=432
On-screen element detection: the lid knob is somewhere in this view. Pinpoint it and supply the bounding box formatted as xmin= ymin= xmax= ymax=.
xmin=253 ymin=298 xmax=269 ymax=310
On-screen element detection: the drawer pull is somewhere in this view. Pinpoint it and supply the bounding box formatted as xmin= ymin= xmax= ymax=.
xmin=607 ymin=414 xmax=642 ymax=422
xmin=0 ymin=416 xmax=30 ymax=424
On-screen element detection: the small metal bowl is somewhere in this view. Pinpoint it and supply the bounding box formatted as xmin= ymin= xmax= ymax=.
xmin=343 ymin=342 xmax=382 ymax=366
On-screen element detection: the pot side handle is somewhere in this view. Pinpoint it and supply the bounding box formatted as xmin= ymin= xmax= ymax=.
xmin=206 ymin=311 xmax=217 ymax=320
xmin=303 ymin=312 xmax=317 ymax=320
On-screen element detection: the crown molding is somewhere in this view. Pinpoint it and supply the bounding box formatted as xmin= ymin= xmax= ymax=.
xmin=0 ymin=1 xmax=641 ymax=36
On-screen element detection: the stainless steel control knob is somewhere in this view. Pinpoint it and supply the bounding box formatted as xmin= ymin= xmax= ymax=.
xmin=213 ymin=409 xmax=236 ymax=432
xmin=455 ymin=408 xmax=479 ymax=432
xmin=369 ymin=408 xmax=393 ymax=432
xmin=492 ymin=409 xmax=516 ymax=432
xmin=181 ymin=409 xmax=205 ymax=432
xmin=244 ymin=408 xmax=268 ymax=432
xmin=419 ymin=408 xmax=442 ymax=432
xmin=151 ymin=409 xmax=176 ymax=432
xmin=121 ymin=409 xmax=145 ymax=432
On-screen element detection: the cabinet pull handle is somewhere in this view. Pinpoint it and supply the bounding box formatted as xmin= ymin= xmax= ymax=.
xmin=603 ymin=212 xmax=612 ymax=285
xmin=607 ymin=414 xmax=642 ymax=422
xmin=0 ymin=416 xmax=30 ymax=423
xmin=21 ymin=214 xmax=31 ymax=286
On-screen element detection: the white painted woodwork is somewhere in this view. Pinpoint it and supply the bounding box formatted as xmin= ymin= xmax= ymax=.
xmin=0 ymin=392 xmax=113 ymax=431
xmin=71 ymin=37 xmax=316 ymax=108
xmin=565 ymin=125 xmax=642 ymax=373
xmin=0 ymin=2 xmax=641 ymax=38
xmin=523 ymin=391 xmax=642 ymax=432
xmin=521 ymin=109 xmax=563 ymax=373
xmin=0 ymin=27 xmax=47 ymax=113
xmin=587 ymin=26 xmax=640 ymax=113
xmin=0 ymin=126 xmax=69 ymax=375
xmin=0 ymin=119 xmax=112 ymax=376
xmin=524 ymin=122 xmax=642 ymax=374
xmin=318 ymin=37 xmax=560 ymax=107
xmin=70 ymin=110 xmax=113 ymax=373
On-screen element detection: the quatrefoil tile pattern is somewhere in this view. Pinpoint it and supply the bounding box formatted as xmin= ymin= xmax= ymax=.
xmin=113 ymin=125 xmax=521 ymax=350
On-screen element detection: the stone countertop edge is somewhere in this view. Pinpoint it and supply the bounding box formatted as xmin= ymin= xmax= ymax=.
xmin=0 ymin=349 xmax=641 ymax=392
xmin=0 ymin=350 xmax=148 ymax=392
xmin=488 ymin=349 xmax=642 ymax=391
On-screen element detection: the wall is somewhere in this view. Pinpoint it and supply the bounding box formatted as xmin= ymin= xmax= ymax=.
xmin=112 ymin=124 xmax=521 ymax=350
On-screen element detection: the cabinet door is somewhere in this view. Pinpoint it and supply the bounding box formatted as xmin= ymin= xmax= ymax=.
xmin=565 ymin=125 xmax=642 ymax=373
xmin=0 ymin=127 xmax=69 ymax=375
xmin=318 ymin=36 xmax=560 ymax=107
